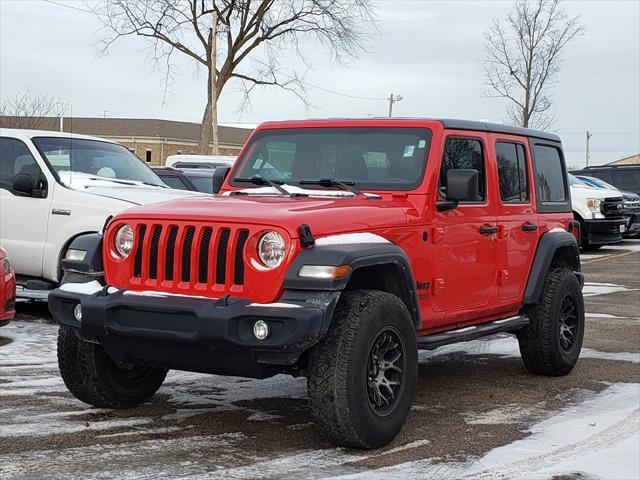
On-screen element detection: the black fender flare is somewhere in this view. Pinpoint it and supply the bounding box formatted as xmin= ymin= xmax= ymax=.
xmin=524 ymin=230 xmax=581 ymax=305
xmin=59 ymin=232 xmax=104 ymax=277
xmin=284 ymin=243 xmax=421 ymax=327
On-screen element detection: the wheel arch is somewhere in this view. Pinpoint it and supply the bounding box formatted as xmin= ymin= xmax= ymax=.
xmin=57 ymin=231 xmax=100 ymax=282
xmin=284 ymin=243 xmax=421 ymax=328
xmin=524 ymin=230 xmax=582 ymax=305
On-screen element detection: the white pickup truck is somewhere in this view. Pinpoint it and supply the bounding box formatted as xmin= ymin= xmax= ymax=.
xmin=568 ymin=174 xmax=625 ymax=250
xmin=0 ymin=129 xmax=204 ymax=295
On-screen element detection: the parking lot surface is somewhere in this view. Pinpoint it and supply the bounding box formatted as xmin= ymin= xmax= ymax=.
xmin=1 ymin=241 xmax=639 ymax=480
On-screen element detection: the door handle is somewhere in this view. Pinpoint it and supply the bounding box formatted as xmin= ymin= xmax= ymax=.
xmin=479 ymin=224 xmax=499 ymax=235
xmin=522 ymin=222 xmax=538 ymax=232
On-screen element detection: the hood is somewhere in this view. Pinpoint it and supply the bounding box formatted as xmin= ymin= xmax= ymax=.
xmin=570 ymin=184 xmax=622 ymax=199
xmin=114 ymin=192 xmax=408 ymax=238
xmin=58 ymin=171 xmax=206 ymax=205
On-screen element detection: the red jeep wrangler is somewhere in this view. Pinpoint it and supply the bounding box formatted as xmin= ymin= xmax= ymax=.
xmin=49 ymin=119 xmax=584 ymax=448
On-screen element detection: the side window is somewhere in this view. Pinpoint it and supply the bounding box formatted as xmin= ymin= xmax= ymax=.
xmin=496 ymin=142 xmax=529 ymax=202
xmin=0 ymin=137 xmax=42 ymax=190
xmin=611 ymin=169 xmax=640 ymax=190
xmin=533 ymin=145 xmax=566 ymax=203
xmin=439 ymin=137 xmax=485 ymax=201
xmin=160 ymin=175 xmax=190 ymax=190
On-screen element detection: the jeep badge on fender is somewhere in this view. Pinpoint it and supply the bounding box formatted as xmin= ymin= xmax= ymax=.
xmin=49 ymin=118 xmax=584 ymax=449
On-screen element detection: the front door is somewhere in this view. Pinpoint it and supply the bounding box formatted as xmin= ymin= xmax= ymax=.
xmin=431 ymin=133 xmax=499 ymax=324
xmin=0 ymin=137 xmax=52 ymax=278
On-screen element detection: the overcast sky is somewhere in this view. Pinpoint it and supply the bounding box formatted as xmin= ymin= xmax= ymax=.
xmin=1 ymin=0 xmax=638 ymax=166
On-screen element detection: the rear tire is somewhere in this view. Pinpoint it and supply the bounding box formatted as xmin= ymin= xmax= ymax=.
xmin=58 ymin=325 xmax=167 ymax=408
xmin=517 ymin=267 xmax=584 ymax=376
xmin=307 ymin=289 xmax=417 ymax=449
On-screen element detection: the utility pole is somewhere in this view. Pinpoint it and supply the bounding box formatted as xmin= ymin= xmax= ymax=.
xmin=585 ymin=130 xmax=592 ymax=166
xmin=101 ymin=110 xmax=109 ymax=118
xmin=210 ymin=12 xmax=219 ymax=156
xmin=388 ymin=93 xmax=403 ymax=117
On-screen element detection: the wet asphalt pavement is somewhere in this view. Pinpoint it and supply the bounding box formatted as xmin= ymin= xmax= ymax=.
xmin=1 ymin=241 xmax=639 ymax=479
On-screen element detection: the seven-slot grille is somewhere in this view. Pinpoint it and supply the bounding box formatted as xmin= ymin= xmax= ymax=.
xmin=131 ymin=223 xmax=250 ymax=289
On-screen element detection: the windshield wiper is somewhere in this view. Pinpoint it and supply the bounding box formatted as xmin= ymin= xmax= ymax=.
xmin=298 ymin=178 xmax=364 ymax=196
xmin=233 ymin=176 xmax=291 ymax=196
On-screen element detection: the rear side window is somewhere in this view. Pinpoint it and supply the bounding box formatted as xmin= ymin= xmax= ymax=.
xmin=532 ymin=145 xmax=566 ymax=203
xmin=439 ymin=137 xmax=486 ymax=201
xmin=611 ymin=169 xmax=640 ymax=190
xmin=496 ymin=142 xmax=529 ymax=202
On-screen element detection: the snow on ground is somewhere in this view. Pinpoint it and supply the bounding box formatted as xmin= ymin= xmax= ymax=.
xmin=325 ymin=383 xmax=640 ymax=480
xmin=582 ymin=281 xmax=637 ymax=297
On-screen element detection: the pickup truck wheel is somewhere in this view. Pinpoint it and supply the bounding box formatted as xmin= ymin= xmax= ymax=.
xmin=57 ymin=325 xmax=167 ymax=408
xmin=307 ymin=289 xmax=417 ymax=449
xmin=517 ymin=267 xmax=584 ymax=376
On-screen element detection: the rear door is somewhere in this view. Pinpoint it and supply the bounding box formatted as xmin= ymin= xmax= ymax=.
xmin=431 ymin=132 xmax=499 ymax=323
xmin=491 ymin=134 xmax=538 ymax=302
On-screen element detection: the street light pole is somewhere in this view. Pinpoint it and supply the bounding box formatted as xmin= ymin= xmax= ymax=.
xmin=388 ymin=93 xmax=403 ymax=117
xmin=585 ymin=130 xmax=592 ymax=166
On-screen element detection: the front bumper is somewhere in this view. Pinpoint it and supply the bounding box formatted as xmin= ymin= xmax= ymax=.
xmin=584 ymin=217 xmax=626 ymax=245
xmin=48 ymin=286 xmax=339 ymax=378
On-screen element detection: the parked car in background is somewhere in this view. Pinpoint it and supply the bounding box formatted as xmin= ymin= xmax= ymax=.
xmin=165 ymin=154 xmax=235 ymax=170
xmin=576 ymin=175 xmax=640 ymax=238
xmin=0 ymin=247 xmax=16 ymax=326
xmin=570 ymin=165 xmax=640 ymax=195
xmin=152 ymin=167 xmax=216 ymax=194
xmin=568 ymin=174 xmax=625 ymax=249
xmin=0 ymin=129 xmax=206 ymax=296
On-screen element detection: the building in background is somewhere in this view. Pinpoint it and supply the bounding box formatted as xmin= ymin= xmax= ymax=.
xmin=607 ymin=154 xmax=640 ymax=166
xmin=0 ymin=116 xmax=253 ymax=165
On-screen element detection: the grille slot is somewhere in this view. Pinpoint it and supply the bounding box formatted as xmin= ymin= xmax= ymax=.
xmin=133 ymin=225 xmax=147 ymax=278
xmin=149 ymin=226 xmax=162 ymax=279
xmin=165 ymin=226 xmax=179 ymax=281
xmin=198 ymin=227 xmax=213 ymax=284
xmin=181 ymin=227 xmax=196 ymax=282
xmin=234 ymin=230 xmax=249 ymax=285
xmin=216 ymin=229 xmax=231 ymax=284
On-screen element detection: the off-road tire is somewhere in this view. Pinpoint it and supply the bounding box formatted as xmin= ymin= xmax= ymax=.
xmin=58 ymin=325 xmax=167 ymax=408
xmin=517 ymin=267 xmax=585 ymax=376
xmin=307 ymin=289 xmax=417 ymax=449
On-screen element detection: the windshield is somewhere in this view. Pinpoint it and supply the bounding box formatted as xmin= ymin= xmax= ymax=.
xmin=231 ymin=128 xmax=432 ymax=191
xmin=567 ymin=173 xmax=588 ymax=187
xmin=32 ymin=137 xmax=165 ymax=187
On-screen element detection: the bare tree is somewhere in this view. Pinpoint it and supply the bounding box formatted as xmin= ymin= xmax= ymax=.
xmin=0 ymin=91 xmax=63 ymax=129
xmin=92 ymin=0 xmax=375 ymax=154
xmin=482 ymin=0 xmax=584 ymax=130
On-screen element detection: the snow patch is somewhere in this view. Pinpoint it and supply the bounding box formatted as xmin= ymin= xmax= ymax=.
xmin=583 ymin=282 xmax=636 ymax=297
xmin=225 ymin=184 xmax=381 ymax=199
xmin=246 ymin=412 xmax=282 ymax=422
xmin=315 ymin=232 xmax=390 ymax=246
xmin=122 ymin=290 xmax=216 ymax=300
xmin=58 ymin=280 xmax=103 ymax=295
xmin=248 ymin=302 xmax=302 ymax=309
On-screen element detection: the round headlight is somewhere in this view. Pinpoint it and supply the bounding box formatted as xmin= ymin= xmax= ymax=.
xmin=257 ymin=231 xmax=285 ymax=268
xmin=114 ymin=224 xmax=134 ymax=258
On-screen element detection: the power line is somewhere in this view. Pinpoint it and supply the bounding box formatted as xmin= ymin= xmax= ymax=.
xmin=41 ymin=0 xmax=96 ymax=15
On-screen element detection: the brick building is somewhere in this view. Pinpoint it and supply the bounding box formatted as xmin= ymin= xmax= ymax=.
xmin=0 ymin=116 xmax=253 ymax=166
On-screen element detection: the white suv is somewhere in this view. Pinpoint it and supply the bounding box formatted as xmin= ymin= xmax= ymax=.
xmin=0 ymin=129 xmax=204 ymax=294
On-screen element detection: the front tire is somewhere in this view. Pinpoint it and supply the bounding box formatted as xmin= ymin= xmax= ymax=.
xmin=517 ymin=267 xmax=585 ymax=376
xmin=307 ymin=290 xmax=417 ymax=449
xmin=58 ymin=325 xmax=167 ymax=408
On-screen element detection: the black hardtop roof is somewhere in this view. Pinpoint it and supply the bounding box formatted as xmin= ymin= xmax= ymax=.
xmin=439 ymin=119 xmax=561 ymax=142
xmin=260 ymin=117 xmax=561 ymax=142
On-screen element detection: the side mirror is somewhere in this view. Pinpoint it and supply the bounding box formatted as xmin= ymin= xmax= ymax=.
xmin=212 ymin=166 xmax=231 ymax=194
xmin=13 ymin=173 xmax=47 ymax=198
xmin=436 ymin=169 xmax=479 ymax=211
